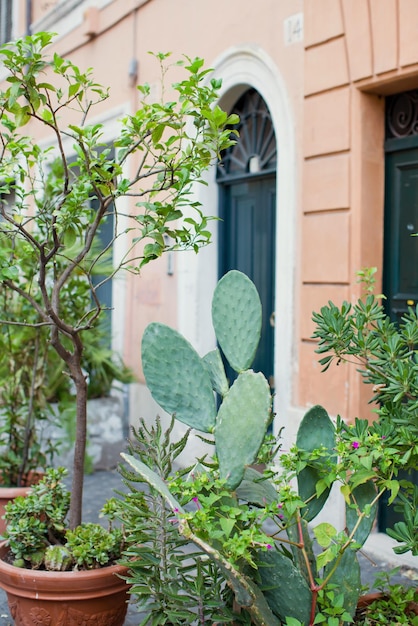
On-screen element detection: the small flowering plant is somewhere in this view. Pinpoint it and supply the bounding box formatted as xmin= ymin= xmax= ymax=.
xmin=170 ymin=469 xmax=275 ymax=568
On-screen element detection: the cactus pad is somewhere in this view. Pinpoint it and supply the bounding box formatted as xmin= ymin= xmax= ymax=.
xmin=257 ymin=549 xmax=312 ymax=625
xmin=202 ymin=348 xmax=229 ymax=397
xmin=296 ymin=405 xmax=336 ymax=521
xmin=346 ymin=481 xmax=377 ymax=547
xmin=141 ymin=323 xmax=216 ymax=433
xmin=236 ymin=467 xmax=278 ymax=506
xmin=212 ymin=270 xmax=262 ymax=373
xmin=216 ymin=370 xmax=271 ymax=489
xmin=324 ymin=548 xmax=361 ymax=618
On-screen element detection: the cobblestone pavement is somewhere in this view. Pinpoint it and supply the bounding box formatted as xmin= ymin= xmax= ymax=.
xmin=0 ymin=469 xmax=417 ymax=625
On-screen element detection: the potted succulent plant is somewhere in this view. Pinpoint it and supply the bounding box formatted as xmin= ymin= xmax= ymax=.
xmin=119 ymin=269 xmax=404 ymax=626
xmin=0 ymin=31 xmax=237 ymax=624
xmin=0 ymin=467 xmax=129 ymax=625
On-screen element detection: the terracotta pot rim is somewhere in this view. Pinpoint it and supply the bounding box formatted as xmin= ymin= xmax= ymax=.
xmin=0 ymin=471 xmax=44 ymax=494
xmin=0 ymin=486 xmax=33 ymax=498
xmin=0 ymin=542 xmax=129 ymax=600
xmin=356 ymin=590 xmax=418 ymax=617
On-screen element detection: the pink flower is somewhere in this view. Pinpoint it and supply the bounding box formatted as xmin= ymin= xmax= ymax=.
xmin=266 ymin=544 xmax=272 ymax=550
xmin=352 ymin=441 xmax=359 ymax=449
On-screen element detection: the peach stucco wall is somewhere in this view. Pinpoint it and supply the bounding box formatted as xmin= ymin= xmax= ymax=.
xmin=299 ymin=0 xmax=418 ymax=421
xmin=11 ymin=0 xmax=304 ymax=416
xmin=6 ymin=0 xmax=418 ymax=429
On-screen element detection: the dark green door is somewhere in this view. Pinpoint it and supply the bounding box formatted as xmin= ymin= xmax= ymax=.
xmin=383 ymin=147 xmax=418 ymax=322
xmin=219 ymin=176 xmax=276 ymax=386
xmin=216 ymin=88 xmax=277 ymax=388
xmin=379 ymin=141 xmax=418 ymax=532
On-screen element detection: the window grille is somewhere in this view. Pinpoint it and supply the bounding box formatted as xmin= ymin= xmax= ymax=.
xmin=217 ymin=88 xmax=277 ymax=182
xmin=386 ymin=89 xmax=418 ymax=139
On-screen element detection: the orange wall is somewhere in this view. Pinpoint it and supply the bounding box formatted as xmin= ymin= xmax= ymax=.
xmin=7 ymin=0 xmax=418 ymax=425
xmin=299 ymin=0 xmax=418 ymax=421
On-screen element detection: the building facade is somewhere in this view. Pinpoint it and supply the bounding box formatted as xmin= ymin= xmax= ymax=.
xmin=2 ymin=0 xmax=418 ymax=447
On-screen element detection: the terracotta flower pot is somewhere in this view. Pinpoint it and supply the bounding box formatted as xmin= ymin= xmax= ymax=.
xmin=354 ymin=591 xmax=418 ymax=623
xmin=0 ymin=543 xmax=130 ymax=626
xmin=0 ymin=472 xmax=44 ymax=536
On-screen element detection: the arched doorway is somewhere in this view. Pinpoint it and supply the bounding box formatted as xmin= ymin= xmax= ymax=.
xmin=217 ymin=88 xmax=277 ymax=388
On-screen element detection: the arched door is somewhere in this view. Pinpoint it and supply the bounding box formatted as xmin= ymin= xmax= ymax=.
xmin=217 ymin=89 xmax=277 ymax=388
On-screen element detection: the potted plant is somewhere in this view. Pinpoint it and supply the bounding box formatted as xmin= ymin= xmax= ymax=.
xmin=0 ymin=31 xmax=237 ymax=624
xmin=0 ymin=467 xmax=129 ymax=625
xmin=119 ymin=269 xmax=404 ymax=626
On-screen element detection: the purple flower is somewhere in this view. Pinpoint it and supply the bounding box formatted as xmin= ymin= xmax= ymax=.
xmin=266 ymin=544 xmax=272 ymax=550
xmin=352 ymin=441 xmax=359 ymax=449
xmin=192 ymin=496 xmax=200 ymax=509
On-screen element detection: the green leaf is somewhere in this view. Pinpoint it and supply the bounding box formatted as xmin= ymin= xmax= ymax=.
xmin=349 ymin=470 xmax=376 ymax=490
xmin=219 ymin=516 xmax=235 ymax=539
xmin=152 ymin=124 xmax=164 ymax=143
xmin=15 ymin=107 xmax=31 ymax=127
xmin=41 ymin=109 xmax=54 ymax=123
xmin=313 ymin=523 xmax=337 ymax=548
xmin=316 ymin=545 xmax=338 ymax=570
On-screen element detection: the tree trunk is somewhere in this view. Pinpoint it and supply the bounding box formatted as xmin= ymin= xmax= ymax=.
xmin=68 ymin=367 xmax=88 ymax=529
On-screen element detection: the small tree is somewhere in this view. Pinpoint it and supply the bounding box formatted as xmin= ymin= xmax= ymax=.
xmin=0 ymin=32 xmax=238 ymax=528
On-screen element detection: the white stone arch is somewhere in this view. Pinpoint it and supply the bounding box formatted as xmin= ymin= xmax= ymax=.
xmin=177 ymin=44 xmax=296 ymax=429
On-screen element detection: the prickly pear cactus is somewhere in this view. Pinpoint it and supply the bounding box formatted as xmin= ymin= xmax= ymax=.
xmin=346 ymin=481 xmax=377 ymax=547
xmin=141 ymin=270 xmax=272 ymax=488
xmin=257 ymin=549 xmax=312 ymax=625
xmin=141 ymin=323 xmax=217 ymax=433
xmin=216 ymin=370 xmax=271 ymax=489
xmin=212 ymin=270 xmax=262 ymax=373
xmin=296 ymin=405 xmax=336 ymax=521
